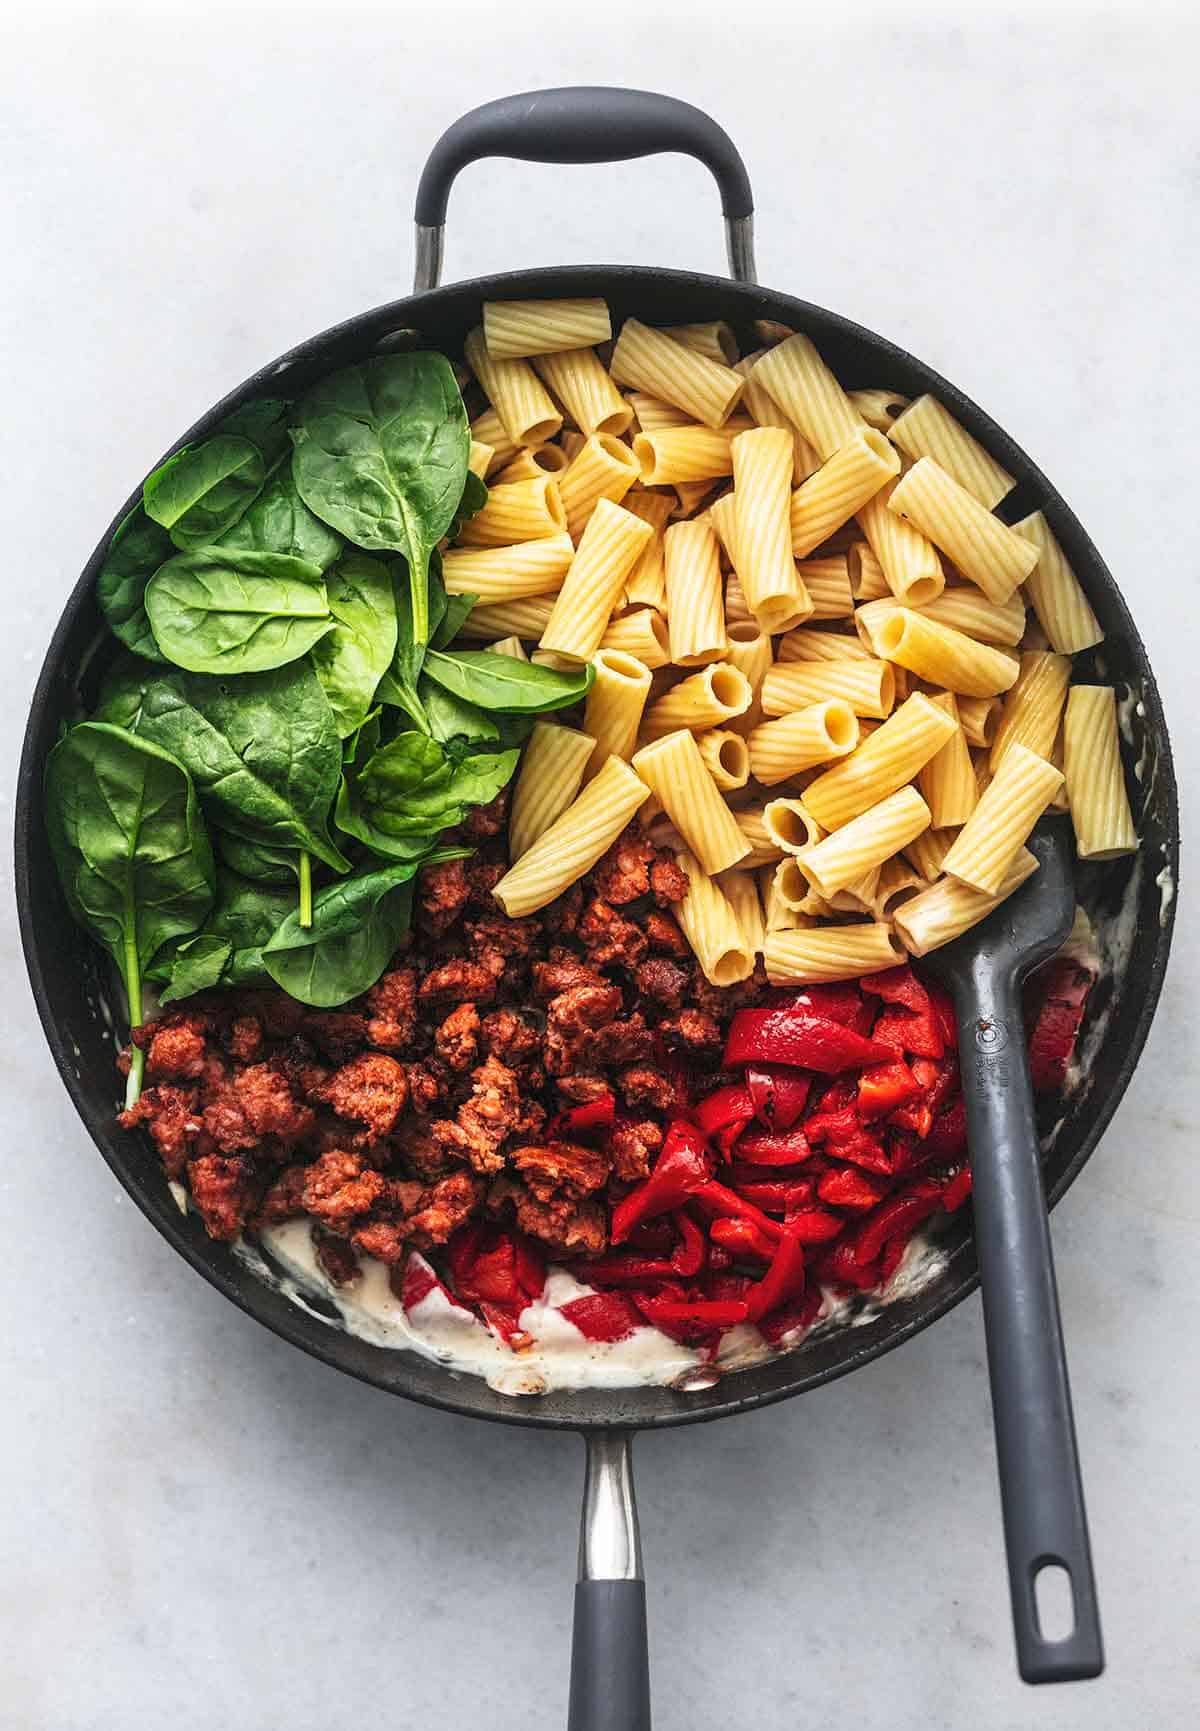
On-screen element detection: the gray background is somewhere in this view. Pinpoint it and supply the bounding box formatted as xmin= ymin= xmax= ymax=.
xmin=2 ymin=4 xmax=1196 ymax=1727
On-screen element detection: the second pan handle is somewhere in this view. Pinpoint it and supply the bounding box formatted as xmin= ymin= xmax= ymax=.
xmin=414 ymin=86 xmax=756 ymax=291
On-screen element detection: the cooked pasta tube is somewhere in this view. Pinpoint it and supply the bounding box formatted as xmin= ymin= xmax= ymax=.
xmin=941 ymin=743 xmax=1064 ymax=894
xmin=847 ymin=388 xmax=911 ymax=433
xmin=790 ymin=429 xmax=901 ymax=559
xmin=456 ymin=475 xmax=566 ymax=548
xmin=470 ymin=407 xmax=518 ymax=474
xmin=633 ymin=427 xmax=736 ymax=486
xmin=748 ymin=701 xmax=859 ymax=785
xmin=663 ymin=519 xmax=726 ymax=666
xmin=923 ymin=586 xmax=1026 ymax=645
xmin=558 ymin=433 xmax=639 ymax=540
xmin=855 ymin=480 xmax=944 ymax=606
xmin=532 ymin=347 xmax=634 ymax=439
xmin=735 ymin=354 xmax=823 ymax=481
xmin=1063 ymin=685 xmax=1138 ymax=858
xmin=620 ymin=488 xmax=673 ymax=607
xmin=507 ymin=723 xmax=596 ymax=863
xmin=973 ymin=749 xmax=992 ymax=800
xmin=625 ymin=392 xmax=692 ymax=431
xmin=442 ymin=533 xmax=576 ymax=601
xmin=494 ymin=444 xmax=569 ymax=484
xmin=458 ymin=595 xmax=555 ymax=640
xmin=632 ymin=730 xmax=751 ymax=874
xmin=724 ymin=571 xmax=753 ymax=626
xmin=916 ymin=692 xmax=977 ymax=828
xmin=750 ymin=333 xmax=863 ymax=461
xmin=672 ymin=852 xmax=755 ymax=986
xmin=720 ymin=869 xmax=766 ymax=955
xmin=894 ymin=850 xmax=1039 ymax=956
xmin=800 ymin=692 xmax=959 ymax=831
xmin=902 ymin=825 xmax=959 ymax=882
xmin=482 ymin=297 xmax=611 ymax=359
xmin=847 ymin=540 xmax=891 ymax=602
xmin=731 ymin=426 xmax=812 ymax=634
xmin=760 ymin=866 xmax=807 ymax=931
xmin=761 ymin=658 xmax=895 ymax=721
xmin=665 ymin=320 xmax=738 ymax=365
xmin=874 ymin=608 xmax=1020 ymax=698
xmin=826 ymin=867 xmax=882 ymax=916
xmin=495 ymin=755 xmax=648 ymax=916
xmin=737 ymin=808 xmax=786 ymax=868
xmin=641 ymin=661 xmax=752 ymax=740
xmin=989 ymin=650 xmax=1071 ymax=771
xmin=779 ymin=626 xmax=872 ymax=663
xmin=671 ymin=479 xmax=718 ymax=518
xmin=540 ymin=499 xmax=654 ymax=662
xmin=722 ymin=620 xmax=773 ymax=736
xmin=765 ymin=923 xmax=904 ymax=985
xmin=610 ymin=318 xmax=744 ymax=428
xmin=773 ymin=857 xmax=830 ymax=915
xmin=464 ymin=327 xmax=562 ymax=446
xmin=887 ymin=458 xmax=1037 ymax=601
xmin=886 ymin=394 xmax=1015 ymax=509
xmin=468 ymin=439 xmax=494 ymax=480
xmin=797 ymin=556 xmax=855 ymax=618
xmin=1012 ymin=510 xmax=1104 ymax=654
xmin=697 ymin=728 xmax=751 ymax=791
xmin=487 ymin=636 xmax=528 ymax=661
xmin=874 ymin=855 xmax=924 ymax=919
xmin=796 ymin=786 xmax=932 ymax=897
xmin=956 ymin=694 xmax=1001 ymax=749
xmin=560 ymin=431 xmax=585 ymax=461
xmin=709 ymin=493 xmax=741 ymax=565
xmin=599 ymin=607 xmax=672 ymax=669
xmin=763 ymin=796 xmax=824 ymax=855
xmin=582 ymin=649 xmax=652 ymax=777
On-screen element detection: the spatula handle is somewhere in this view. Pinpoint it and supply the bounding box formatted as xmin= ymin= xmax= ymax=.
xmin=953 ymin=960 xmax=1103 ymax=1683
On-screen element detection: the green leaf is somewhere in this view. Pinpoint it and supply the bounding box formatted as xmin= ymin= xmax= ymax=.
xmin=129 ymin=662 xmax=350 ymax=873
xmin=219 ymin=466 xmax=343 ymax=568
xmin=145 ymin=547 xmax=332 ymax=675
xmin=422 ymin=647 xmax=594 ymax=713
xmin=309 ymin=553 xmax=399 ymax=737
xmin=336 ymin=731 xmax=517 ymax=856
xmin=263 ymin=851 xmax=464 ymax=1007
xmin=291 ymin=352 xmax=469 ymax=643
xmin=216 ymin=830 xmax=301 ymax=886
xmin=218 ymin=398 xmax=292 ymax=473
xmin=95 ymin=655 xmax=153 ymax=731
xmin=95 ymin=505 xmax=173 ymax=662
xmin=432 ymin=590 xmax=478 ymax=651
xmin=152 ymin=869 xmax=297 ymax=999
xmin=419 ymin=675 xmax=499 ymax=749
xmin=144 ymin=435 xmax=267 ymax=548
xmin=375 ymin=562 xmax=430 ymax=732
xmin=447 ymin=469 xmax=488 ymax=539
xmin=155 ymin=934 xmax=233 ymax=1003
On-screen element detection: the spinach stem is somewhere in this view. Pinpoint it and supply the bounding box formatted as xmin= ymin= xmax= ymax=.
xmin=298 ymin=850 xmax=313 ymax=928
xmin=410 ymin=556 xmax=428 ymax=648
xmin=122 ymin=927 xmax=144 ymax=1110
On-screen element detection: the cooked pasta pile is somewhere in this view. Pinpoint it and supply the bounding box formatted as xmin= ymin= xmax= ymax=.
xmin=453 ymin=298 xmax=1135 ymax=987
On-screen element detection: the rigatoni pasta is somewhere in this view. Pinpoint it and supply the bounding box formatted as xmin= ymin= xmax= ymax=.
xmin=599 ymin=607 xmax=672 ymax=668
xmin=673 ymin=851 xmax=755 ymax=986
xmin=795 ymin=786 xmax=932 ymax=896
xmin=697 ymin=729 xmax=751 ymax=791
xmin=632 ymin=729 xmax=751 ymax=874
xmin=442 ymin=533 xmax=575 ymax=600
xmin=583 ymin=650 xmax=653 ymax=778
xmin=557 ymin=433 xmax=639 ymax=540
xmin=494 ymin=755 xmax=648 ymax=916
xmin=747 ymin=700 xmax=859 ymax=785
xmin=916 ymin=692 xmax=977 ymax=828
xmin=1012 ymin=510 xmax=1104 ymax=654
xmin=874 ymin=608 xmax=1021 ymax=698
xmin=855 ymin=480 xmax=944 ymax=606
xmin=464 ymin=327 xmax=562 ymax=446
xmin=482 ymin=296 xmax=611 ymax=359
xmin=641 ymin=661 xmax=752 ymax=739
xmin=941 ymin=743 xmax=1064 ymax=894
xmin=540 ymin=499 xmax=654 ymax=662
xmin=750 ymin=333 xmax=863 ymax=460
xmin=886 ymin=394 xmax=1015 ymax=508
xmin=532 ymin=347 xmax=634 ymax=438
xmin=507 ymin=723 xmax=596 ymax=863
xmin=1063 ymin=686 xmax=1138 ymax=859
xmin=456 ymin=475 xmax=566 ymax=547
xmin=800 ymin=692 xmax=959 ymax=830
xmin=662 ymin=519 xmax=726 ymax=666
xmin=887 ymin=457 xmax=1037 ymax=601
xmin=610 ymin=318 xmax=744 ymax=428
xmin=989 ymin=650 xmax=1071 ymax=771
xmin=765 ymin=924 xmax=904 ymax=985
xmin=894 ymin=850 xmax=1039 ymax=956
xmin=720 ymin=869 xmax=766 ymax=955
xmin=789 ymin=429 xmax=901 ymax=559
xmin=761 ymin=657 xmax=896 ymax=720
xmin=458 ymin=595 xmax=556 ymax=640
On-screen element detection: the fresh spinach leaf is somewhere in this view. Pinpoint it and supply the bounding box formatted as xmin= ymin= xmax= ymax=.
xmin=152 ymin=870 xmax=295 ymax=999
xmin=291 ymin=352 xmax=469 ymax=643
xmin=263 ymin=850 xmax=464 ymax=1007
xmin=145 ymin=547 xmax=331 ymax=675
xmin=432 ymin=591 xmax=478 ymax=651
xmin=342 ymin=707 xmax=383 ymax=768
xmin=447 ymin=469 xmax=488 ymax=539
xmin=336 ymin=732 xmax=517 ymax=857
xmin=422 ymin=648 xmax=594 ymax=713
xmin=419 ymin=676 xmax=499 ymax=750
xmin=95 ymin=655 xmax=154 ymax=731
xmin=309 ymin=553 xmax=398 ymax=737
xmin=219 ymin=467 xmax=343 ymax=568
xmin=155 ymin=934 xmax=233 ymax=1002
xmin=375 ymin=562 xmax=431 ymax=732
xmin=44 ymin=722 xmax=215 ymax=1104
xmin=144 ymin=435 xmax=267 ymax=549
xmin=216 ymin=830 xmax=301 ymax=886
xmin=218 ymin=398 xmax=292 ymax=473
xmin=129 ymin=661 xmax=350 ymax=873
xmin=95 ymin=505 xmax=173 ymax=662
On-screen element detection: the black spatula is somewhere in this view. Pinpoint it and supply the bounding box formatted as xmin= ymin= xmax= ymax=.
xmin=923 ymin=817 xmax=1103 ymax=1682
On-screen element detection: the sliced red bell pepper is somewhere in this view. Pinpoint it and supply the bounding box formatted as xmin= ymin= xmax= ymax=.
xmin=702 ymin=1270 xmax=754 ymax=1305
xmin=724 ymin=1007 xmax=893 ymax=1072
xmin=745 ymin=1064 xmax=811 ymax=1132
xmin=398 ymin=1250 xmax=475 ymax=1317
xmin=480 ymin=1302 xmax=532 ymax=1345
xmin=803 ymin=1106 xmax=892 ymax=1174
xmin=734 ymin=1125 xmax=814 ymax=1165
xmin=817 ymin=1166 xmax=888 ymax=1210
xmin=784 ymin=1207 xmax=845 ymax=1244
xmin=851 ymin=1182 xmax=944 ymax=1268
xmin=694 ymin=1179 xmax=784 ymax=1241
xmin=941 ymin=1166 xmax=973 ymax=1212
xmin=785 ymin=982 xmax=867 ymax=1026
xmin=709 ymin=1216 xmax=777 ymax=1263
xmin=758 ymin=1285 xmax=823 ymax=1343
xmin=670 ymin=1208 xmax=708 ymax=1277
xmin=706 ymin=1240 xmax=733 ymax=1272
xmin=744 ymin=1226 xmax=806 ymax=1323
xmin=730 ymin=1177 xmax=817 ymax=1214
xmin=610 ymin=1118 xmax=714 ymax=1244
xmin=546 ymin=1090 xmax=616 ymax=1141
xmin=814 ymin=1238 xmax=885 ymax=1292
xmin=871 ymin=1004 xmax=945 ymax=1060
xmin=879 ymin=1234 xmax=909 ymax=1285
xmin=572 ymin=1251 xmax=678 ymax=1287
xmin=693 ymin=1083 xmax=756 ymax=1157
xmin=887 ymin=1101 xmax=934 ymax=1139
xmin=928 ymin=980 xmax=958 ymax=1051
xmin=857 ymin=1058 xmax=921 ymax=1117
xmin=626 ymin=1218 xmax=676 ymax=1255
xmin=558 ymin=1292 xmax=642 ymax=1342
xmin=927 ymin=1098 xmax=968 ymax=1159
xmin=1027 ymin=998 xmax=1086 ymax=1093
xmin=632 ymin=1291 xmax=750 ymax=1343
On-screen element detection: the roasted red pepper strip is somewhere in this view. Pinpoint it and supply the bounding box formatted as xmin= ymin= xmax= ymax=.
xmin=546 ymin=1090 xmax=616 ymax=1141
xmin=860 ymin=964 xmax=930 ymax=1015
xmin=758 ymin=1285 xmax=823 ymax=1344
xmin=670 ymin=1208 xmax=708 ymax=1277
xmin=814 ymin=1238 xmax=885 ymax=1292
xmin=724 ymin=1007 xmax=893 ymax=1072
xmin=784 ymin=1207 xmax=845 ymax=1244
xmin=709 ymin=1216 xmax=776 ymax=1263
xmin=626 ymin=1218 xmax=677 ymax=1255
xmin=693 ymin=1083 xmax=755 ymax=1157
xmin=852 ymin=1183 xmax=943 ymax=1268
xmin=398 ymin=1250 xmax=474 ymax=1316
xmin=941 ymin=1166 xmax=973 ymax=1212
xmin=735 ymin=1126 xmax=813 ymax=1165
xmin=694 ymin=1179 xmax=784 ymax=1240
xmin=857 ymin=1058 xmax=921 ymax=1117
xmin=887 ymin=1101 xmax=934 ymax=1139
xmin=633 ymin=1293 xmax=750 ymax=1341
xmin=447 ymin=1226 xmax=544 ymax=1310
xmin=610 ymin=1118 xmax=714 ymax=1244
xmin=733 ymin=1178 xmax=817 ymax=1214
xmin=927 ymin=1098 xmax=967 ymax=1159
xmin=817 ymin=1166 xmax=888 ymax=1210
xmin=785 ymin=983 xmax=867 ymax=1026
xmin=572 ymin=1252 xmax=678 ymax=1286
xmin=744 ymin=1226 xmax=806 ymax=1324
xmin=871 ymin=1005 xmax=945 ymax=1061
xmin=745 ymin=1064 xmax=811 ymax=1132
xmin=558 ymin=1292 xmax=642 ymax=1342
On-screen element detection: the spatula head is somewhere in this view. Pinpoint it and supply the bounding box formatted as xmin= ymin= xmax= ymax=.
xmin=922 ymin=817 xmax=1077 ymax=988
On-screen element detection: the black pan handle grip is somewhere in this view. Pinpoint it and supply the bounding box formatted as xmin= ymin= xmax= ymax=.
xmin=414 ymin=86 xmax=756 ymax=292
xmin=953 ymin=962 xmax=1103 ymax=1683
xmin=567 ymin=1431 xmax=651 ymax=1731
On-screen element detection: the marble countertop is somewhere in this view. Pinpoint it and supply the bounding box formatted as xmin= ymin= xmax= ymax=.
xmin=2 ymin=7 xmax=1195 ymax=1727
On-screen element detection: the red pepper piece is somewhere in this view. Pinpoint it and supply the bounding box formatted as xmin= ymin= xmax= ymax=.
xmin=784 ymin=1207 xmax=845 ymax=1244
xmin=513 ymin=1234 xmax=547 ymax=1304
xmin=928 ymin=980 xmax=958 ymax=1051
xmin=670 ymin=1209 xmax=708 ymax=1277
xmin=745 ymin=1064 xmax=811 ymax=1132
xmin=857 ymin=1058 xmax=921 ymax=1117
xmin=851 ymin=1182 xmax=944 ymax=1268
xmin=814 ymin=1076 xmax=858 ymax=1114
xmin=695 ymin=1179 xmax=784 ymax=1240
xmin=744 ymin=1227 xmax=806 ymax=1324
xmin=480 ymin=1302 xmax=530 ymax=1345
xmin=879 ymin=1234 xmax=909 ymax=1285
xmin=610 ymin=1118 xmax=714 ymax=1244
xmin=546 ymin=1090 xmax=616 ymax=1142
xmin=1027 ymin=998 xmax=1086 ymax=1093
xmin=860 ymin=964 xmax=931 ymax=1015
xmin=733 ymin=1178 xmax=817 ymax=1213
xmin=887 ymin=1101 xmax=934 ymax=1139
xmin=724 ymin=1006 xmax=893 ymax=1072
xmin=558 ymin=1292 xmax=643 ymax=1343
xmin=784 ymin=982 xmax=867 ymax=1025
xmin=924 ymin=1056 xmax=960 ymax=1115
xmin=709 ymin=1216 xmax=776 ymax=1263
xmin=814 ymin=1238 xmax=884 ymax=1291
xmin=398 ymin=1250 xmax=475 ymax=1316
xmin=706 ymin=1240 xmax=733 ymax=1272
xmin=817 ymin=1166 xmax=888 ymax=1211
xmin=633 ymin=1292 xmax=750 ymax=1342
xmin=804 ymin=1107 xmax=892 ymax=1173
xmin=572 ymin=1252 xmax=678 ymax=1287
xmin=758 ymin=1285 xmax=823 ymax=1344
xmin=926 ymin=1098 xmax=967 ymax=1159
xmin=871 ymin=1005 xmax=945 ymax=1060
xmin=703 ymin=1270 xmax=753 ymax=1304
xmin=941 ymin=1166 xmax=974 ymax=1212
xmin=626 ymin=1219 xmax=676 ymax=1254
xmin=447 ymin=1226 xmax=545 ymax=1309
xmin=734 ymin=1125 xmax=814 ymax=1165
xmin=693 ymin=1083 xmax=756 ymax=1157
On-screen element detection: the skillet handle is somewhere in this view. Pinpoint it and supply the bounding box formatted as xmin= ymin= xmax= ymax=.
xmin=953 ymin=959 xmax=1103 ymax=1683
xmin=414 ymin=86 xmax=756 ymax=292
xmin=568 ymin=1431 xmax=651 ymax=1731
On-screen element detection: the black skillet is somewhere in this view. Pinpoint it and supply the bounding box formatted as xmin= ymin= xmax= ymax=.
xmin=15 ymin=88 xmax=1180 ymax=1731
